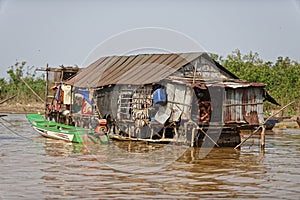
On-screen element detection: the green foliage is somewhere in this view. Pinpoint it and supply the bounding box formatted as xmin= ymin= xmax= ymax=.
xmin=215 ymin=49 xmax=300 ymax=115
xmin=0 ymin=61 xmax=45 ymax=104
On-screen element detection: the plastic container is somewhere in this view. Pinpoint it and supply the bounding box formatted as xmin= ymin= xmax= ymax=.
xmin=98 ymin=119 xmax=107 ymax=125
xmin=152 ymin=88 xmax=167 ymax=105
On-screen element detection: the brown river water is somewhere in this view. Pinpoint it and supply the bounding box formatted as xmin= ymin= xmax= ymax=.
xmin=0 ymin=114 xmax=299 ymax=199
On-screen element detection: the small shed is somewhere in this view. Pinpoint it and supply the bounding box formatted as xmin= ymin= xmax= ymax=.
xmin=41 ymin=65 xmax=80 ymax=124
xmin=66 ymin=52 xmax=272 ymax=146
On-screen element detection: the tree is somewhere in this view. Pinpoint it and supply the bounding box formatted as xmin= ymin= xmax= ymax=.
xmin=1 ymin=61 xmax=46 ymax=104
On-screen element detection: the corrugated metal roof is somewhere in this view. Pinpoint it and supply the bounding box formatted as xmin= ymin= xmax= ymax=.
xmin=66 ymin=52 xmax=206 ymax=87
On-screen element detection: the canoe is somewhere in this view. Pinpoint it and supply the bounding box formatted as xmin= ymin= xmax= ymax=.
xmin=26 ymin=114 xmax=109 ymax=144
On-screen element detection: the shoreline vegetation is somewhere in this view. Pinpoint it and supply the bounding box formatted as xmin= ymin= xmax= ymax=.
xmin=0 ymin=50 xmax=299 ymax=116
xmin=0 ymin=102 xmax=44 ymax=114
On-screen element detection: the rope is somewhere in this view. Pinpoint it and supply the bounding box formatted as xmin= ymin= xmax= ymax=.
xmin=0 ymin=118 xmax=31 ymax=140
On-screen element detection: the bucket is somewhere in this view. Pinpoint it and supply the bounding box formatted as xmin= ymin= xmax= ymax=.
xmin=98 ymin=119 xmax=107 ymax=125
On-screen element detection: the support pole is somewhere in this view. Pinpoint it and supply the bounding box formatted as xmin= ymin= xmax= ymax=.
xmin=0 ymin=95 xmax=16 ymax=104
xmin=191 ymin=127 xmax=195 ymax=147
xmin=234 ymin=126 xmax=262 ymax=149
xmin=234 ymin=100 xmax=296 ymax=149
xmin=20 ymin=78 xmax=45 ymax=103
xmin=45 ymin=64 xmax=49 ymax=117
xmin=261 ymin=125 xmax=266 ymax=149
xmin=174 ymin=126 xmax=178 ymax=140
xmin=264 ymin=100 xmax=295 ymax=123
xmin=199 ymin=128 xmax=220 ymax=147
xmin=192 ymin=60 xmax=198 ymax=84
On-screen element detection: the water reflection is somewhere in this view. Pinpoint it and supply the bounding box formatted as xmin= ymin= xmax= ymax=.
xmin=28 ymin=139 xmax=300 ymax=199
xmin=41 ymin=139 xmax=270 ymax=198
xmin=1 ymin=114 xmax=299 ymax=199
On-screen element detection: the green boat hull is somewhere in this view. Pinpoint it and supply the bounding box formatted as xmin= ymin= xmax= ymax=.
xmin=26 ymin=114 xmax=109 ymax=144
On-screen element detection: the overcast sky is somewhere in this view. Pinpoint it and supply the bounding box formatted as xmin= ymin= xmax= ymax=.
xmin=0 ymin=0 xmax=299 ymax=79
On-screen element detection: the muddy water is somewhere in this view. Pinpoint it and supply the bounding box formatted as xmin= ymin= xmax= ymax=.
xmin=0 ymin=114 xmax=299 ymax=199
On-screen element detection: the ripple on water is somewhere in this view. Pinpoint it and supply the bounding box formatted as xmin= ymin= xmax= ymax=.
xmin=0 ymin=114 xmax=299 ymax=199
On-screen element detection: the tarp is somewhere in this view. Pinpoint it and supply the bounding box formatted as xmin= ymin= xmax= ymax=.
xmin=154 ymin=83 xmax=193 ymax=124
xmin=77 ymin=88 xmax=92 ymax=105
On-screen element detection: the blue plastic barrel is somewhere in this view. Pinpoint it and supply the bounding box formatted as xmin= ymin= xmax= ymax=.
xmin=152 ymin=88 xmax=167 ymax=105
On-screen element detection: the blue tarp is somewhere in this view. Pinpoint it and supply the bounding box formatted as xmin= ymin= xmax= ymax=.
xmin=77 ymin=88 xmax=92 ymax=105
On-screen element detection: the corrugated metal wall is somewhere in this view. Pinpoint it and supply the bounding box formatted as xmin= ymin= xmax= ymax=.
xmin=224 ymin=87 xmax=264 ymax=125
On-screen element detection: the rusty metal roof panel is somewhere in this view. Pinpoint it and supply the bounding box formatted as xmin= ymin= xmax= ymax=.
xmin=108 ymin=54 xmax=161 ymax=85
xmin=98 ymin=56 xmax=137 ymax=84
xmin=67 ymin=56 xmax=107 ymax=86
xmin=66 ymin=52 xmax=204 ymax=87
xmin=211 ymin=81 xmax=266 ymax=89
xmin=123 ymin=55 xmax=168 ymax=84
xmin=89 ymin=56 xmax=124 ymax=86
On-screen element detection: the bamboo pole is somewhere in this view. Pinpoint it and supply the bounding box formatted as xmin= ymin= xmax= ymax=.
xmin=0 ymin=95 xmax=17 ymax=104
xmin=234 ymin=125 xmax=262 ymax=149
xmin=45 ymin=64 xmax=49 ymax=117
xmin=234 ymin=100 xmax=296 ymax=149
xmin=199 ymin=128 xmax=220 ymax=147
xmin=191 ymin=127 xmax=195 ymax=147
xmin=261 ymin=125 xmax=266 ymax=149
xmin=264 ymin=100 xmax=295 ymax=122
xmin=192 ymin=60 xmax=198 ymax=84
xmin=20 ymin=78 xmax=45 ymax=103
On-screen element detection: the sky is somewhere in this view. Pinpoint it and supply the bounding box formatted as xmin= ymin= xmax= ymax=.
xmin=0 ymin=0 xmax=300 ymax=79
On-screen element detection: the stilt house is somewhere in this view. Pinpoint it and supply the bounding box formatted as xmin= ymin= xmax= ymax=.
xmin=65 ymin=52 xmax=274 ymax=146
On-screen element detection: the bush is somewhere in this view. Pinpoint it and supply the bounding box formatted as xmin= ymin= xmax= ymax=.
xmin=0 ymin=61 xmax=45 ymax=104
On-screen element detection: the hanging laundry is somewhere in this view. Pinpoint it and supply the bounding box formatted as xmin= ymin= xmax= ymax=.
xmin=55 ymin=85 xmax=60 ymax=100
xmin=61 ymin=85 xmax=72 ymax=105
xmin=55 ymin=85 xmax=64 ymax=103
xmin=54 ymin=99 xmax=60 ymax=111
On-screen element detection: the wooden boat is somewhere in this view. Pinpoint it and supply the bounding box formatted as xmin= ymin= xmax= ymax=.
xmin=26 ymin=114 xmax=109 ymax=144
xmin=296 ymin=118 xmax=300 ymax=127
xmin=264 ymin=118 xmax=279 ymax=130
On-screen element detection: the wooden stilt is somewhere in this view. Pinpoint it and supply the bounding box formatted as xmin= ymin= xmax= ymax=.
xmin=235 ymin=101 xmax=295 ymax=149
xmin=261 ymin=125 xmax=266 ymax=149
xmin=45 ymin=64 xmax=49 ymax=117
xmin=191 ymin=127 xmax=195 ymax=147
xmin=162 ymin=128 xmax=166 ymax=139
xmin=234 ymin=126 xmax=262 ymax=149
xmin=199 ymin=128 xmax=220 ymax=147
xmin=174 ymin=127 xmax=178 ymax=140
xmin=150 ymin=126 xmax=153 ymax=139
